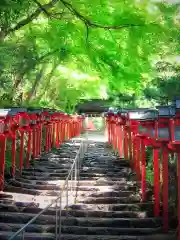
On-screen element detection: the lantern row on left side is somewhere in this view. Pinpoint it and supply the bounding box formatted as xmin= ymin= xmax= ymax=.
xmin=0 ymin=107 xmax=84 ymax=191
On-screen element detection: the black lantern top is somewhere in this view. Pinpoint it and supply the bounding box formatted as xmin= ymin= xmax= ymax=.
xmin=169 ymin=105 xmax=176 ymax=116
xmin=27 ymin=107 xmax=43 ymax=114
xmin=0 ymin=107 xmax=27 ymax=117
xmin=172 ymin=96 xmax=180 ymax=109
xmin=128 ymin=109 xmax=157 ymax=120
xmin=156 ymin=105 xmax=175 ymax=117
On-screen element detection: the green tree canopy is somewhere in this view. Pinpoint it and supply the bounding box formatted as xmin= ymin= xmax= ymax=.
xmin=0 ymin=0 xmax=179 ymax=111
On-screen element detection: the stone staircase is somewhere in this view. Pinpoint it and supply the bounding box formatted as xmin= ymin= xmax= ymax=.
xmin=0 ymin=139 xmax=176 ymax=239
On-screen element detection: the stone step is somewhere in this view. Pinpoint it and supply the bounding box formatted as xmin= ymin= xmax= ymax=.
xmin=76 ymin=185 xmax=137 ymax=191
xmin=0 ymin=199 xmax=15 ymax=205
xmin=57 ymin=225 xmax=164 ymax=236
xmin=18 ymin=175 xmax=134 ymax=182
xmin=79 ymin=172 xmax=133 ymax=178
xmin=77 ymin=196 xmax=141 ymax=204
xmin=0 ymin=193 xmax=13 ymax=199
xmin=67 ymin=202 xmax=155 ymax=212
xmin=0 ymin=204 xmax=151 ymax=217
xmin=4 ymin=185 xmax=65 ymax=197
xmin=0 ymin=231 xmax=55 ymax=240
xmin=79 ymin=177 xmax=137 ymax=182
xmin=0 ymin=222 xmax=163 ymax=235
xmin=78 ymin=190 xmax=135 ymax=198
xmin=39 ymin=156 xmax=74 ymax=161
xmin=77 ymin=180 xmax=138 ymax=186
xmin=0 ymin=212 xmax=162 ymax=227
xmin=32 ymin=162 xmax=73 ymax=168
xmin=4 ymin=185 xmax=43 ymax=195
xmin=17 ymin=175 xmax=64 ymax=181
xmin=78 ymin=176 xmax=135 ymax=182
xmin=38 ymin=158 xmax=72 ymax=162
xmin=30 ymin=164 xmax=72 ymax=169
xmin=22 ymin=171 xmax=69 ymax=177
xmin=21 ymin=175 xmax=72 ymax=181
xmin=60 ymin=234 xmax=176 ymax=240
xmin=83 ymin=159 xmax=127 ymax=163
xmin=82 ymin=163 xmax=130 ymax=168
xmin=0 ymin=231 xmax=175 ymax=240
xmin=83 ymin=159 xmax=129 ymax=163
xmin=8 ymin=180 xmax=61 ymax=190
xmin=81 ymin=167 xmax=132 ymax=173
xmin=24 ymin=168 xmax=69 ymax=173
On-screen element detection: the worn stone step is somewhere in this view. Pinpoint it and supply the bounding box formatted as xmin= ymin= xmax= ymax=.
xmin=67 ymin=202 xmax=155 ymax=212
xmin=85 ymin=158 xmax=127 ymax=161
xmin=0 ymin=231 xmax=175 ymax=240
xmin=0 ymin=222 xmax=53 ymax=233
xmin=4 ymin=185 xmax=63 ymax=197
xmin=3 ymin=191 xmax=76 ymax=209
xmin=81 ymin=167 xmax=132 ymax=173
xmin=45 ymin=150 xmax=78 ymax=155
xmin=39 ymin=156 xmax=74 ymax=160
xmin=0 ymin=222 xmax=163 ymax=235
xmin=77 ymin=196 xmax=141 ymax=204
xmin=83 ymin=160 xmax=127 ymax=164
xmin=0 ymin=193 xmax=13 ymax=199
xmin=79 ymin=176 xmax=137 ymax=182
xmin=79 ymin=177 xmax=132 ymax=182
xmin=0 ymin=199 xmax=15 ymax=205
xmin=16 ymin=174 xmax=63 ymax=182
xmin=32 ymin=163 xmax=73 ymax=169
xmin=61 ymin=233 xmax=176 ymax=240
xmin=77 ymin=180 xmax=138 ymax=186
xmin=83 ymin=159 xmax=129 ymax=163
xmin=0 ymin=204 xmax=151 ymax=217
xmin=79 ymin=172 xmax=133 ymax=178
xmin=20 ymin=175 xmax=69 ymax=181
xmin=76 ymin=185 xmax=137 ymax=191
xmin=24 ymin=168 xmax=69 ymax=173
xmin=59 ymin=225 xmax=164 ymax=236
xmin=7 ymin=179 xmax=77 ymax=193
xmin=22 ymin=171 xmax=68 ymax=177
xmin=83 ymin=163 xmax=130 ymax=168
xmin=8 ymin=180 xmax=61 ymax=190
xmin=78 ymin=190 xmax=134 ymax=198
xmin=4 ymin=185 xmax=42 ymax=195
xmin=31 ymin=157 xmax=73 ymax=162
xmin=0 ymin=231 xmax=55 ymax=240
xmin=0 ymin=202 xmax=39 ymax=210
xmin=0 ymin=212 xmax=162 ymax=227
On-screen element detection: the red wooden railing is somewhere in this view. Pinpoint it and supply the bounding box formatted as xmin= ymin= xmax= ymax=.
xmin=105 ymin=104 xmax=180 ymax=239
xmin=0 ymin=108 xmax=84 ymax=191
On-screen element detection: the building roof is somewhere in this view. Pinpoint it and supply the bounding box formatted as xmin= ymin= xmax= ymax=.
xmin=75 ymin=99 xmax=111 ymax=114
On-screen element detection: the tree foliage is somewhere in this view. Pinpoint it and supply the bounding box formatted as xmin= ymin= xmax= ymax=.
xmin=143 ymin=60 xmax=180 ymax=105
xmin=0 ymin=0 xmax=179 ymax=111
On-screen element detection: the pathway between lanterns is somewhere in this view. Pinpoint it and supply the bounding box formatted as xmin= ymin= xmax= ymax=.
xmin=0 ymin=131 xmax=176 ymax=239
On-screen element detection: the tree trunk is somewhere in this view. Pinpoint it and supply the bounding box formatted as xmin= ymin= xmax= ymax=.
xmin=26 ymin=64 xmax=46 ymax=102
xmin=37 ymin=61 xmax=59 ymax=100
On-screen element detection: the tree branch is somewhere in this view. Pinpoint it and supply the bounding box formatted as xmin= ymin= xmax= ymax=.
xmin=26 ymin=64 xmax=46 ymax=102
xmin=60 ymin=0 xmax=147 ymax=30
xmin=5 ymin=0 xmax=59 ymax=37
xmin=32 ymin=0 xmax=51 ymax=16
xmin=1 ymin=0 xmax=155 ymax=41
xmin=12 ymin=48 xmax=60 ymax=91
xmin=85 ymin=23 xmax=89 ymax=45
xmin=38 ymin=48 xmax=60 ymax=62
